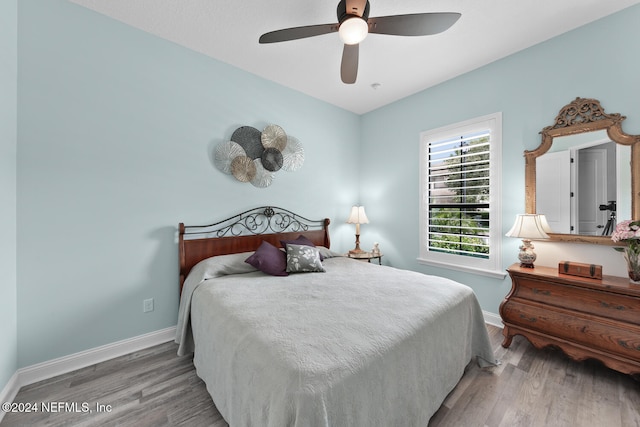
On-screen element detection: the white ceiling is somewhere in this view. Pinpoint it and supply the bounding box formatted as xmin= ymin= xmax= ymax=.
xmin=69 ymin=0 xmax=640 ymax=114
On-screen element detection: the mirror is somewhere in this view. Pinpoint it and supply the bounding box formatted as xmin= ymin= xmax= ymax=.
xmin=536 ymin=131 xmax=630 ymax=235
xmin=525 ymin=97 xmax=640 ymax=245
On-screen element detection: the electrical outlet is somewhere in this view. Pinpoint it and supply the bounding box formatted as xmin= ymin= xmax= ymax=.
xmin=143 ymin=298 xmax=154 ymax=313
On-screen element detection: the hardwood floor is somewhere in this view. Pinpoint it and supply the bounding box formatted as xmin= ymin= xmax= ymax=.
xmin=430 ymin=326 xmax=640 ymax=427
xmin=2 ymin=325 xmax=639 ymax=426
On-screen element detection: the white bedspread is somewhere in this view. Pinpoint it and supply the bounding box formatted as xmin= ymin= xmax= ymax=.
xmin=176 ymin=252 xmax=496 ymax=427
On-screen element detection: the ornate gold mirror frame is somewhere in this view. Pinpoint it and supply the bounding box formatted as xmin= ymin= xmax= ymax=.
xmin=525 ymin=97 xmax=640 ymax=245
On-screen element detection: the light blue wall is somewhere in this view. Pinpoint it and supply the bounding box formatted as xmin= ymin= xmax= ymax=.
xmin=10 ymin=0 xmax=640 ymax=375
xmin=0 ymin=0 xmax=18 ymax=391
xmin=360 ymin=5 xmax=640 ymax=313
xmin=16 ymin=0 xmax=360 ymax=367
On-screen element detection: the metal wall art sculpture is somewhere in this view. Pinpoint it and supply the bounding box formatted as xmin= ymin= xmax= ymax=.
xmin=214 ymin=124 xmax=304 ymax=187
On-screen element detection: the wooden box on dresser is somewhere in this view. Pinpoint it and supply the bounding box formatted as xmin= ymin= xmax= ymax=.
xmin=500 ymin=263 xmax=640 ymax=377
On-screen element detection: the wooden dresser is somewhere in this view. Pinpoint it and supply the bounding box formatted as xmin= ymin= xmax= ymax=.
xmin=501 ymin=263 xmax=640 ymax=376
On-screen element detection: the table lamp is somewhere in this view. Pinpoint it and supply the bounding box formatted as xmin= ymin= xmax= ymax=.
xmin=505 ymin=214 xmax=550 ymax=268
xmin=347 ymin=206 xmax=369 ymax=254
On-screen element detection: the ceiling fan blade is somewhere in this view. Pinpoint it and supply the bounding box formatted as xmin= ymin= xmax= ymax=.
xmin=259 ymin=23 xmax=338 ymax=44
xmin=368 ymin=12 xmax=461 ymax=36
xmin=341 ymin=44 xmax=359 ymax=84
xmin=345 ymin=0 xmax=368 ymax=18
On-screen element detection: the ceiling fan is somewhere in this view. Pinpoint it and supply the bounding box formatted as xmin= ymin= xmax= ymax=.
xmin=258 ymin=0 xmax=461 ymax=84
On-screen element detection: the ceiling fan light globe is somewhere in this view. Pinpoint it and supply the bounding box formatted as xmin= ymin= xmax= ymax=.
xmin=339 ymin=17 xmax=368 ymax=45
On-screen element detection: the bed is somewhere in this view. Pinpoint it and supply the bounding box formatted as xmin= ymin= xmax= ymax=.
xmin=175 ymin=206 xmax=496 ymax=426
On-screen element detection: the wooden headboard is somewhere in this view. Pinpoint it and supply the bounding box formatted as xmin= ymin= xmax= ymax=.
xmin=178 ymin=206 xmax=331 ymax=293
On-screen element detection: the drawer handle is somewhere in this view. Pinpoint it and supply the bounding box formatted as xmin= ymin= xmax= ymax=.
xmin=519 ymin=314 xmax=537 ymax=323
xmin=532 ymin=288 xmax=551 ymax=296
xmin=618 ymin=340 xmax=640 ymax=351
xmin=600 ymin=301 xmax=626 ymax=311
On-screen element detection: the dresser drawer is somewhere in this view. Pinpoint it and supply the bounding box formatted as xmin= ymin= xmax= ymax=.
xmin=511 ymin=275 xmax=640 ymax=326
xmin=502 ymin=301 xmax=640 ymax=362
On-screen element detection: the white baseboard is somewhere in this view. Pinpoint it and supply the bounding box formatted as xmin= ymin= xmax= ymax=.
xmin=18 ymin=326 xmax=176 ymax=387
xmin=0 ymin=325 xmax=177 ymax=421
xmin=0 ymin=326 xmax=176 ymax=422
xmin=0 ymin=371 xmax=20 ymax=423
xmin=483 ymin=310 xmax=503 ymax=328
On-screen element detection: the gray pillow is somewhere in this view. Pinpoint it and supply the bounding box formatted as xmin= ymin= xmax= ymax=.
xmin=285 ymin=244 xmax=325 ymax=273
xmin=317 ymin=246 xmax=344 ymax=259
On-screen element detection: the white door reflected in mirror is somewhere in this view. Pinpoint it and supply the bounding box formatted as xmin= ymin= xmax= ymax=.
xmin=536 ymin=130 xmax=629 ymax=237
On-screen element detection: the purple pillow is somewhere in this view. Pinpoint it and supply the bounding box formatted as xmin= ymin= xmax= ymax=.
xmin=245 ymin=241 xmax=288 ymax=276
xmin=280 ymin=234 xmax=316 ymax=249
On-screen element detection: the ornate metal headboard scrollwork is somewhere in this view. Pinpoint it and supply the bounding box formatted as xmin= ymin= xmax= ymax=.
xmin=181 ymin=206 xmax=321 ymax=239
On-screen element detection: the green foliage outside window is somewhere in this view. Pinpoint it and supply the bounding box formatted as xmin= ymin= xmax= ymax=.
xmin=442 ymin=137 xmax=489 ymax=204
xmin=429 ymin=209 xmax=489 ymax=257
xmin=429 ymin=136 xmax=490 ymax=258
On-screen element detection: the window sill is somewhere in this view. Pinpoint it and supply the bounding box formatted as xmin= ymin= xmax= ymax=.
xmin=416 ymin=257 xmax=507 ymax=279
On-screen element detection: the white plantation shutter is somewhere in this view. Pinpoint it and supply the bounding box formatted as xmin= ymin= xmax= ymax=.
xmin=427 ymin=131 xmax=491 ymax=258
xmin=419 ymin=113 xmax=504 ymax=278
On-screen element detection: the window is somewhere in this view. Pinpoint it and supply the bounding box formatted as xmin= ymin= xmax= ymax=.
xmin=418 ymin=113 xmax=505 ymax=278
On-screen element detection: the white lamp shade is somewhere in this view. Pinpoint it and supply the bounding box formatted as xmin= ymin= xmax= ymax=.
xmin=347 ymin=206 xmax=369 ymax=224
xmin=505 ymin=214 xmax=550 ymax=239
xmin=338 ymin=17 xmax=368 ymax=45
xmin=537 ymin=214 xmax=553 ymax=234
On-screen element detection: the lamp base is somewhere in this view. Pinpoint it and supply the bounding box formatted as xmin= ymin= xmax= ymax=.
xmin=519 ymin=262 xmax=535 ymax=268
xmin=518 ymin=239 xmax=537 ymax=268
xmin=349 ymin=233 xmax=363 ymax=254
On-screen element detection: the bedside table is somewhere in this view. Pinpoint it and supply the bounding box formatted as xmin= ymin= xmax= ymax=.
xmin=347 ymin=252 xmax=383 ymax=265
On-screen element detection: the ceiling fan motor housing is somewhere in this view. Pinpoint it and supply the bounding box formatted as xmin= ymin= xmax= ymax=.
xmin=337 ymin=0 xmax=370 ymax=23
